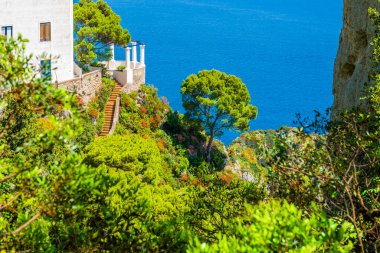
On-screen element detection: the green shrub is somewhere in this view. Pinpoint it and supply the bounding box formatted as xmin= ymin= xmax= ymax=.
xmin=98 ymin=78 xmax=116 ymax=111
xmin=74 ymin=78 xmax=115 ymax=148
xmin=0 ymin=35 xmax=100 ymax=251
xmin=117 ymin=65 xmax=126 ymax=71
xmin=118 ymin=84 xmax=170 ymax=134
xmin=188 ymin=200 xmax=354 ymax=253
xmin=185 ymin=173 xmax=266 ymax=242
xmin=82 ymin=134 xmax=191 ymax=252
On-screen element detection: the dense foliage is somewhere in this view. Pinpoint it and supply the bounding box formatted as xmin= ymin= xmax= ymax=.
xmin=5 ymin=3 xmax=380 ymax=250
xmin=225 ymin=16 xmax=380 ymax=249
xmin=189 ymin=200 xmax=354 ymax=252
xmin=74 ymin=0 xmax=131 ymax=68
xmin=0 ymin=35 xmax=97 ymax=251
xmin=75 ymin=77 xmax=116 ymax=148
xmin=181 ymin=70 xmax=258 ymax=162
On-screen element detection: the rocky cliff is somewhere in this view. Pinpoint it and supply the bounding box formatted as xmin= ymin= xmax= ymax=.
xmin=332 ymin=0 xmax=380 ymax=115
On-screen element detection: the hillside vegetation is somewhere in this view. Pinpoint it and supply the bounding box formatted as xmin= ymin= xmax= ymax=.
xmin=1 ymin=2 xmax=380 ymax=252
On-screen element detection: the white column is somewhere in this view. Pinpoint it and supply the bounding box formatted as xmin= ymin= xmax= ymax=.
xmin=132 ymin=41 xmax=137 ymax=63
xmin=126 ymin=47 xmax=131 ymax=69
xmin=108 ymin=43 xmax=116 ymax=70
xmin=110 ymin=43 xmax=115 ymax=61
xmin=140 ymin=44 xmax=145 ymax=65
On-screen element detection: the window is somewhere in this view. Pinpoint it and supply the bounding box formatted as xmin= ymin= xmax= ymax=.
xmin=40 ymin=22 xmax=51 ymax=42
xmin=40 ymin=60 xmax=51 ymax=80
xmin=1 ymin=26 xmax=13 ymax=39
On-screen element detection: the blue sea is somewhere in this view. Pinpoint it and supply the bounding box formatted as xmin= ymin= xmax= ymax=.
xmin=107 ymin=0 xmax=343 ymax=144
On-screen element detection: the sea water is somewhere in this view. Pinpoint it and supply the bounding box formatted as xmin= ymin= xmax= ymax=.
xmin=107 ymin=0 xmax=343 ymax=144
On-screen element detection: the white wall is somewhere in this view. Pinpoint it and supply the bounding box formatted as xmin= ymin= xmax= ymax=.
xmin=0 ymin=0 xmax=74 ymax=82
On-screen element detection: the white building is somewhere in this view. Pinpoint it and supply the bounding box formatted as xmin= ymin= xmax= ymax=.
xmin=0 ymin=0 xmax=146 ymax=89
xmin=0 ymin=0 xmax=74 ymax=83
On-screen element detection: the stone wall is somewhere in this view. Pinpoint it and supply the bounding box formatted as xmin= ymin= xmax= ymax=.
xmin=133 ymin=68 xmax=146 ymax=88
xmin=113 ymin=70 xmax=128 ymax=86
xmin=332 ymin=0 xmax=380 ymax=115
xmin=57 ymin=70 xmax=102 ymax=105
xmin=120 ymin=67 xmax=146 ymax=93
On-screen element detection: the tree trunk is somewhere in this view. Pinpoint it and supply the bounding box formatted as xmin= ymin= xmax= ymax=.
xmin=206 ymin=133 xmax=214 ymax=163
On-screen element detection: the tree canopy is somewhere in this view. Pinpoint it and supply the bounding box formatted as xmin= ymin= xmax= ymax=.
xmin=181 ymin=69 xmax=258 ymax=162
xmin=74 ymin=0 xmax=131 ymax=67
xmin=0 ymin=35 xmax=357 ymax=252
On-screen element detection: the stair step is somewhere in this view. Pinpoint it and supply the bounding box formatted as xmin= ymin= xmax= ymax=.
xmin=98 ymin=82 xmax=123 ymax=137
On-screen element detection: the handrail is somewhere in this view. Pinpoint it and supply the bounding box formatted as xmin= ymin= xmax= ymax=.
xmin=109 ymin=95 xmax=121 ymax=135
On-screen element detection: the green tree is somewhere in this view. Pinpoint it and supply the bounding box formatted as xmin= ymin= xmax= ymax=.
xmin=181 ymin=70 xmax=258 ymax=162
xmin=74 ymin=0 xmax=131 ymax=68
xmin=0 ymin=35 xmax=98 ymax=251
xmin=185 ymin=172 xmax=265 ymax=242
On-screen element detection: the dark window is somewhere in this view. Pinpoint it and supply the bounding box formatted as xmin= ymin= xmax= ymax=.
xmin=1 ymin=26 xmax=13 ymax=39
xmin=40 ymin=22 xmax=51 ymax=42
xmin=40 ymin=60 xmax=51 ymax=80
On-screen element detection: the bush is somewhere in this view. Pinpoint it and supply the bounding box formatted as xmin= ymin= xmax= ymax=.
xmin=118 ymin=84 xmax=170 ymax=134
xmin=74 ymin=78 xmax=115 ymax=148
xmin=0 ymin=35 xmax=100 ymax=251
xmin=98 ymin=78 xmax=116 ymax=111
xmin=117 ymin=65 xmax=126 ymax=71
xmin=82 ymin=134 xmax=191 ymax=252
xmin=188 ymin=200 xmax=354 ymax=252
xmin=185 ymin=173 xmax=265 ymax=242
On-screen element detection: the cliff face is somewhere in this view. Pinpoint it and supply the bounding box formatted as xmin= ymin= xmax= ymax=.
xmin=332 ymin=0 xmax=379 ymax=115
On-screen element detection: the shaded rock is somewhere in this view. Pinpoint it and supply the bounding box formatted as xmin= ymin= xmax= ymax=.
xmin=332 ymin=0 xmax=380 ymax=115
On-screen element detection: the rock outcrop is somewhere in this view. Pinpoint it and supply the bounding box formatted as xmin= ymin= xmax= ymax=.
xmin=332 ymin=0 xmax=380 ymax=115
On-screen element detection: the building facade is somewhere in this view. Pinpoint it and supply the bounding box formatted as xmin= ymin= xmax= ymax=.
xmin=0 ymin=0 xmax=74 ymax=83
xmin=0 ymin=0 xmax=146 ymax=92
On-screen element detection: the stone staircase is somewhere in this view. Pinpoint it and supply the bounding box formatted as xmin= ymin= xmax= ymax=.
xmin=99 ymin=84 xmax=122 ymax=136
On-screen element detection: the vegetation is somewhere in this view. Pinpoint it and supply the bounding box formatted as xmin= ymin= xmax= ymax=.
xmin=117 ymin=65 xmax=126 ymax=71
xmin=0 ymin=35 xmax=97 ymax=251
xmin=75 ymin=77 xmax=116 ymax=148
xmin=74 ymin=0 xmax=131 ymax=68
xmin=3 ymin=2 xmax=380 ymax=252
xmin=181 ymin=70 xmax=258 ymax=162
xmin=189 ymin=200 xmax=354 ymax=252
